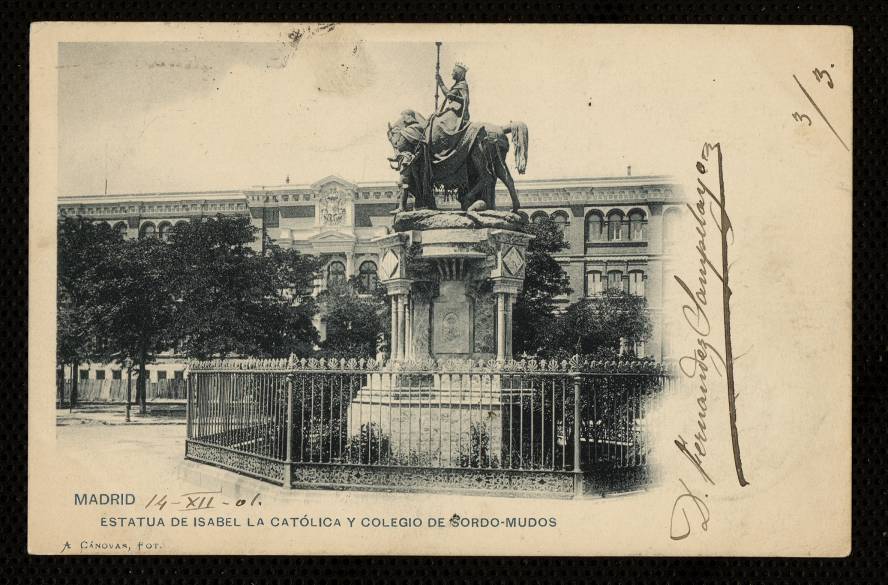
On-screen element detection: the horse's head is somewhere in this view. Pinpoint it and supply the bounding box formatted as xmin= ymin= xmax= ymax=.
xmin=386 ymin=119 xmax=413 ymax=153
xmin=387 ymin=110 xmax=426 ymax=170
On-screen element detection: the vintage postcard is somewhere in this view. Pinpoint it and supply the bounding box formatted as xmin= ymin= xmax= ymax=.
xmin=29 ymin=22 xmax=851 ymax=556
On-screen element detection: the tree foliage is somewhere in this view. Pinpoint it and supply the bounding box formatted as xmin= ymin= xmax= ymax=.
xmin=511 ymin=217 xmax=572 ymax=355
xmin=57 ymin=217 xmax=124 ymax=364
xmin=90 ymin=235 xmax=180 ymax=410
xmin=547 ymin=288 xmax=652 ymax=359
xmin=168 ymin=216 xmax=321 ymax=359
xmin=56 ymin=214 xmax=325 ymax=409
xmin=317 ymin=276 xmax=387 ymax=358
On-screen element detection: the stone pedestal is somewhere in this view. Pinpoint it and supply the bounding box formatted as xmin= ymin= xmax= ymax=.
xmin=345 ymin=375 xmax=506 ymax=467
xmin=347 ymin=210 xmax=532 ymax=466
xmin=375 ymin=211 xmax=533 ymax=364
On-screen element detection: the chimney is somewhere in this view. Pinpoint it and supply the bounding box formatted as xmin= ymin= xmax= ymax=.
xmin=626 ymin=165 xmax=632 ymax=177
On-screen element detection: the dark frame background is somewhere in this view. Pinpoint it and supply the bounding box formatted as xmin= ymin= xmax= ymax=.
xmin=9 ymin=2 xmax=885 ymax=583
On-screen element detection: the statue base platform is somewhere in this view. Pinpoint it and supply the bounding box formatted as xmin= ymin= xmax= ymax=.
xmin=346 ymin=371 xmax=512 ymax=467
xmin=392 ymin=209 xmax=527 ymax=233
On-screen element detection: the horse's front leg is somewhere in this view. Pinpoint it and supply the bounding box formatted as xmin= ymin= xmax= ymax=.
xmin=392 ymin=170 xmax=410 ymax=214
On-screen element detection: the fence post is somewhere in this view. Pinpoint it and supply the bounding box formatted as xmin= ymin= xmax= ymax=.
xmin=284 ymin=372 xmax=294 ymax=488
xmin=185 ymin=371 xmax=192 ymax=440
xmin=572 ymin=370 xmax=583 ymax=498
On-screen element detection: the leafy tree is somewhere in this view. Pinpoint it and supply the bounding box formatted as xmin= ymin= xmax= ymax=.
xmin=168 ymin=215 xmax=322 ymax=359
xmin=551 ymin=288 xmax=652 ymax=358
xmin=57 ymin=214 xmax=325 ymax=414
xmin=92 ymin=236 xmax=179 ymax=413
xmin=511 ymin=217 xmax=572 ymax=356
xmin=57 ymin=216 xmax=124 ymax=407
xmin=317 ymin=276 xmax=387 ymax=358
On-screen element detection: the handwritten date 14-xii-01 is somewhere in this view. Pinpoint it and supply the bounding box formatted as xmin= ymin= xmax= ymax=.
xmin=670 ymin=142 xmax=749 ymax=541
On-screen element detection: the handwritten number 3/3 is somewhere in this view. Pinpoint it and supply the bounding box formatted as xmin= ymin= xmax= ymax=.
xmin=813 ymin=67 xmax=835 ymax=89
xmin=793 ymin=112 xmax=812 ymax=126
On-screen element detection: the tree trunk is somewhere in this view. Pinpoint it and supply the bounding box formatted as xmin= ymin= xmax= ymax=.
xmin=70 ymin=360 xmax=79 ymax=411
xmin=56 ymin=365 xmax=63 ymax=408
xmin=138 ymin=354 xmax=148 ymax=415
xmin=125 ymin=366 xmax=133 ymax=422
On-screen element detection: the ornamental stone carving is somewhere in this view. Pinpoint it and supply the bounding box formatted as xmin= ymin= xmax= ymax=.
xmin=318 ymin=186 xmax=348 ymax=226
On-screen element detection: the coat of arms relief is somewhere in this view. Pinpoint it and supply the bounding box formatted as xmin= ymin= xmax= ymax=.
xmin=318 ymin=186 xmax=349 ymax=226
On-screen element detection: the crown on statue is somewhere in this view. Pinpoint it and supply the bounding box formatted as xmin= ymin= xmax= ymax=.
xmin=453 ymin=61 xmax=468 ymax=71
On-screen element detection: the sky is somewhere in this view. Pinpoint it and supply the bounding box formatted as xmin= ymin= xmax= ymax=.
xmin=58 ymin=32 xmax=697 ymax=196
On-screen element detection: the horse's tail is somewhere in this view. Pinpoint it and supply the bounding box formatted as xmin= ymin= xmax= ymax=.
xmin=505 ymin=120 xmax=528 ymax=174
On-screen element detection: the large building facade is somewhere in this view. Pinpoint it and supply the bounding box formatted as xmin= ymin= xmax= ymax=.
xmin=58 ymin=174 xmax=682 ymax=380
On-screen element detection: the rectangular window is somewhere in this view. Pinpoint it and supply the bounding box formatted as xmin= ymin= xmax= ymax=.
xmin=156 ymin=370 xmax=167 ymax=380
xmin=112 ymin=370 xmax=122 ymax=380
xmin=95 ymin=370 xmax=105 ymax=380
xmin=79 ymin=369 xmax=89 ymax=380
xmin=629 ymin=272 xmax=645 ymax=296
xmin=608 ymin=271 xmax=623 ymax=291
xmin=586 ymin=271 xmax=602 ymax=296
xmin=174 ymin=370 xmax=184 ymax=380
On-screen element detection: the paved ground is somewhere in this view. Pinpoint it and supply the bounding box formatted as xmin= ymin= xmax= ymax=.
xmin=54 ymin=404 xmax=650 ymax=512
xmin=52 ymin=421 xmax=651 ymax=556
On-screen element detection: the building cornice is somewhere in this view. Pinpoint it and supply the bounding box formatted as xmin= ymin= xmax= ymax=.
xmin=57 ymin=175 xmax=682 ymax=219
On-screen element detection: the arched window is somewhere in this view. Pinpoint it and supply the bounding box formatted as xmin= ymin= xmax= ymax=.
xmin=607 ymin=211 xmax=624 ymax=241
xmin=586 ymin=271 xmax=603 ymax=296
xmin=664 ymin=207 xmax=682 ymax=242
xmin=628 ymin=271 xmax=645 ymax=296
xmin=551 ymin=210 xmax=569 ymax=234
xmin=113 ymin=222 xmax=128 ymax=238
xmin=607 ymin=270 xmax=624 ymax=291
xmin=585 ymin=211 xmax=604 ymax=242
xmin=530 ymin=211 xmax=548 ymax=225
xmin=327 ymin=261 xmax=346 ymax=288
xmin=358 ymin=260 xmax=378 ymax=291
xmin=139 ymin=222 xmax=156 ymax=239
xmin=158 ymin=222 xmax=172 ymax=242
xmin=628 ymin=210 xmax=647 ymax=241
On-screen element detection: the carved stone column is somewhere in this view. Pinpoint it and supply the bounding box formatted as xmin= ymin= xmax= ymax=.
xmin=496 ymin=292 xmax=507 ymax=362
xmin=390 ymin=294 xmax=399 ymax=362
xmin=505 ymin=293 xmax=514 ymax=359
xmin=403 ymin=295 xmax=411 ymax=361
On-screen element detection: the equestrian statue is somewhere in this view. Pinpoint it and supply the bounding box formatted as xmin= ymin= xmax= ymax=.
xmin=386 ymin=48 xmax=529 ymax=217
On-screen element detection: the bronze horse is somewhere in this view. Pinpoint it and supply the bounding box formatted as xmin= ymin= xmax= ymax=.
xmin=387 ymin=110 xmax=528 ymax=214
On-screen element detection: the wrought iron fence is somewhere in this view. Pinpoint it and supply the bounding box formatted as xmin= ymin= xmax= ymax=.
xmin=185 ymin=356 xmax=671 ymax=497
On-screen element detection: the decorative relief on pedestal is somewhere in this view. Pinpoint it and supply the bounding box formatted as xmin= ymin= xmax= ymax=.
xmin=379 ymin=250 xmax=400 ymax=279
xmin=411 ymin=299 xmax=431 ymax=360
xmin=441 ymin=312 xmax=461 ymax=343
xmin=432 ymin=281 xmax=472 ymax=355
xmin=501 ymin=246 xmax=525 ymax=276
xmin=473 ymin=293 xmax=496 ymax=354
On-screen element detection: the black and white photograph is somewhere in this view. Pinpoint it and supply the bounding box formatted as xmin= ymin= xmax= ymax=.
xmin=29 ymin=22 xmax=852 ymax=556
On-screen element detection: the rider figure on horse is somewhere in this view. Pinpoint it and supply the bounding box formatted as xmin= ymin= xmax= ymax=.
xmin=387 ymin=54 xmax=527 ymax=216
xmin=431 ymin=61 xmax=471 ymax=141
